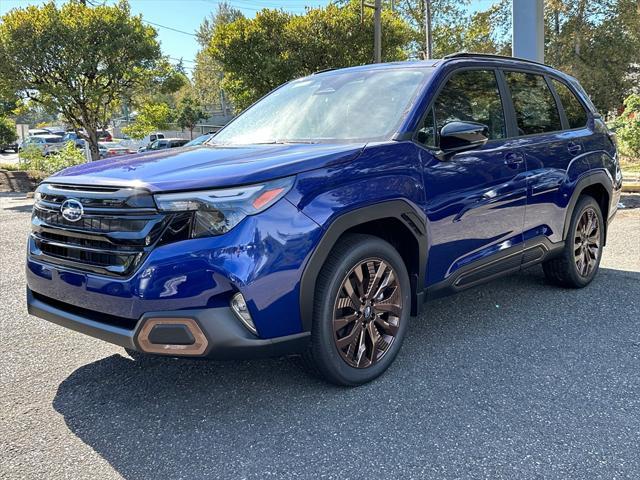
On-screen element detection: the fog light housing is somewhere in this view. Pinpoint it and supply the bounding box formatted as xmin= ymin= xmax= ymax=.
xmin=230 ymin=292 xmax=257 ymax=335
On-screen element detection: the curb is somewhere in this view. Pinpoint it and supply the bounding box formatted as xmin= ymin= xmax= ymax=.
xmin=622 ymin=183 xmax=640 ymax=193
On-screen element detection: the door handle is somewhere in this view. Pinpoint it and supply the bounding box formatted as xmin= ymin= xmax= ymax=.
xmin=568 ymin=142 xmax=583 ymax=155
xmin=504 ymin=152 xmax=524 ymax=168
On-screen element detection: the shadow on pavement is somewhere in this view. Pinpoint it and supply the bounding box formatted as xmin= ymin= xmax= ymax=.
xmin=619 ymin=193 xmax=640 ymax=209
xmin=2 ymin=203 xmax=33 ymax=213
xmin=52 ymin=266 xmax=640 ymax=479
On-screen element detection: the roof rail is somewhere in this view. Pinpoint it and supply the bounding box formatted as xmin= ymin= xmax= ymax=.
xmin=443 ymin=52 xmax=550 ymax=68
xmin=312 ymin=67 xmax=339 ymax=75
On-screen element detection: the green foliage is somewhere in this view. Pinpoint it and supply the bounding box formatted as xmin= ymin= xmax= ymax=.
xmin=157 ymin=61 xmax=189 ymax=95
xmin=176 ymin=96 xmax=205 ymax=138
xmin=122 ymin=103 xmax=172 ymax=139
xmin=0 ymin=76 xmax=19 ymax=116
xmin=20 ymin=141 xmax=85 ymax=175
xmin=545 ymin=0 xmax=640 ymax=114
xmin=0 ymin=116 xmax=17 ymax=145
xmin=193 ymin=2 xmax=244 ymax=113
xmin=0 ymin=163 xmax=20 ymax=171
xmin=0 ymin=0 xmax=162 ymax=159
xmin=615 ymin=94 xmax=640 ymax=158
xmin=208 ymin=0 xmax=413 ymax=110
xmin=18 ymin=145 xmax=45 ymax=171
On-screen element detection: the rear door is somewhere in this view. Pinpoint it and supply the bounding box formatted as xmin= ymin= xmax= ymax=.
xmin=502 ymin=70 xmax=586 ymax=245
xmin=416 ymin=68 xmax=528 ymax=289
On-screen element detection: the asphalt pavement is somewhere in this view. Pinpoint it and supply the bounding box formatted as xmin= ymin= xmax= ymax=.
xmin=0 ymin=151 xmax=20 ymax=165
xmin=1 ymin=193 xmax=639 ymax=480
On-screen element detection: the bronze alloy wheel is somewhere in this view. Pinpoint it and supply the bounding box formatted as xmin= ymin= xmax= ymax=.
xmin=333 ymin=257 xmax=403 ymax=368
xmin=574 ymin=206 xmax=601 ymax=277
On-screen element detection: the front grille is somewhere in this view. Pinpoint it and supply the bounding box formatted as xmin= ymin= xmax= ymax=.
xmin=30 ymin=183 xmax=172 ymax=277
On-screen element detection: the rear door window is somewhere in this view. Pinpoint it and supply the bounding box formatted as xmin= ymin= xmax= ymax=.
xmin=551 ymin=79 xmax=588 ymax=129
xmin=504 ymin=71 xmax=562 ymax=135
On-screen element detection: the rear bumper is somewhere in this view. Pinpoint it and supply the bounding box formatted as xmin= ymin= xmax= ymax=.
xmin=27 ymin=288 xmax=310 ymax=359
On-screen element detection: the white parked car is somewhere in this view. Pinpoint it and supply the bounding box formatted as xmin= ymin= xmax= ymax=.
xmin=119 ymin=132 xmax=165 ymax=152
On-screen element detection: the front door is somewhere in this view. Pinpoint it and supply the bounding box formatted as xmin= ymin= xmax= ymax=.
xmin=414 ymin=68 xmax=528 ymax=290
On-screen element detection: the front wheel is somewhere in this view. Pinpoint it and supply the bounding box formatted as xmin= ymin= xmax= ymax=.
xmin=304 ymin=234 xmax=411 ymax=386
xmin=543 ymin=195 xmax=604 ymax=288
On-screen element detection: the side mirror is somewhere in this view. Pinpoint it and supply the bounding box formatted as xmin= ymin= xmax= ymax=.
xmin=439 ymin=121 xmax=489 ymax=153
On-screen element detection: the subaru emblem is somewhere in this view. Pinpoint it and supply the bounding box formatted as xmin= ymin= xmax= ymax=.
xmin=60 ymin=199 xmax=84 ymax=222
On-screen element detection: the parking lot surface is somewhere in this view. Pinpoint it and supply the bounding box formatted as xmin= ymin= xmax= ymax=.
xmin=1 ymin=193 xmax=639 ymax=480
xmin=0 ymin=151 xmax=20 ymax=165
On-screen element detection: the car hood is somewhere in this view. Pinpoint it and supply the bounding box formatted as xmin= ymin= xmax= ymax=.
xmin=47 ymin=143 xmax=366 ymax=192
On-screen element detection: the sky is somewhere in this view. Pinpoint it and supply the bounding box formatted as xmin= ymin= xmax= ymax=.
xmin=0 ymin=0 xmax=497 ymax=75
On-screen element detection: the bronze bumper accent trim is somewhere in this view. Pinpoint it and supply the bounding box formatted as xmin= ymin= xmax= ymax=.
xmin=137 ymin=318 xmax=208 ymax=356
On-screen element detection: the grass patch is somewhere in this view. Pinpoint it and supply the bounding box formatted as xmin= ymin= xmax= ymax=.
xmin=0 ymin=162 xmax=20 ymax=171
xmin=620 ymin=156 xmax=640 ymax=176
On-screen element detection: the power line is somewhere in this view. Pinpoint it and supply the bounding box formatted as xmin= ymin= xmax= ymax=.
xmin=143 ymin=19 xmax=197 ymax=36
xmin=169 ymin=57 xmax=197 ymax=63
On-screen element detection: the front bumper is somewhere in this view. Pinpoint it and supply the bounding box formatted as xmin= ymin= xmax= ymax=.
xmin=27 ymin=288 xmax=310 ymax=359
xmin=26 ymin=198 xmax=323 ymax=339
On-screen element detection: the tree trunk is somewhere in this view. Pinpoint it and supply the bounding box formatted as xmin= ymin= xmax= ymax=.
xmin=85 ymin=126 xmax=100 ymax=161
xmin=574 ymin=0 xmax=587 ymax=56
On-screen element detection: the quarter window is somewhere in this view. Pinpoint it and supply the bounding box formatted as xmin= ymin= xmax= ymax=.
xmin=505 ymin=71 xmax=562 ymax=135
xmin=552 ymin=79 xmax=588 ymax=129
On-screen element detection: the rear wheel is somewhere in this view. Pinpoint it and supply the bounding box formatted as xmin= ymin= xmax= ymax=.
xmin=543 ymin=195 xmax=604 ymax=288
xmin=304 ymin=234 xmax=411 ymax=386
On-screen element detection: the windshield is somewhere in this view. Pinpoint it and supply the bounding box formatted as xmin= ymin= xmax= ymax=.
xmin=185 ymin=134 xmax=212 ymax=147
xmin=213 ymin=67 xmax=431 ymax=145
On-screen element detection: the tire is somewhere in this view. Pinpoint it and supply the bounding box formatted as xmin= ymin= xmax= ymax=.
xmin=542 ymin=195 xmax=604 ymax=288
xmin=303 ymin=234 xmax=411 ymax=386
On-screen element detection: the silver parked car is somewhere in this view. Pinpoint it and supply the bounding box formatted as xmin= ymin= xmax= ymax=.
xmin=19 ymin=135 xmax=65 ymax=156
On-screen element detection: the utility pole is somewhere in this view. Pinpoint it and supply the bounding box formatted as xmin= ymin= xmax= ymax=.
xmin=362 ymin=0 xmax=383 ymax=63
xmin=374 ymin=0 xmax=382 ymax=63
xmin=424 ymin=0 xmax=433 ymax=60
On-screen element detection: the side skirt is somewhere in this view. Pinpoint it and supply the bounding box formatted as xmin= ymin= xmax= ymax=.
xmin=424 ymin=237 xmax=565 ymax=302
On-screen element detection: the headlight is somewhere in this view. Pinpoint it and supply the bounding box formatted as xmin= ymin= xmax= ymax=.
xmin=154 ymin=177 xmax=294 ymax=238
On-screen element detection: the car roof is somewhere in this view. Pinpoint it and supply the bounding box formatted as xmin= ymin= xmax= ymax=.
xmin=31 ymin=134 xmax=62 ymax=139
xmin=309 ymin=53 xmax=570 ymax=81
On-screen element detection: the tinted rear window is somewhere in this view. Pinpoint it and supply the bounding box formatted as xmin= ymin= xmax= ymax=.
xmin=505 ymin=71 xmax=562 ymax=135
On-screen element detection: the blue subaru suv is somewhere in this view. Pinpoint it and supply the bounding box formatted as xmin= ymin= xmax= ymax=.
xmin=26 ymin=54 xmax=621 ymax=385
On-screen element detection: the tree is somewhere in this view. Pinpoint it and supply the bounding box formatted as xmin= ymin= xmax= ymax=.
xmin=176 ymin=97 xmax=205 ymax=139
xmin=392 ymin=0 xmax=469 ymax=57
xmin=0 ymin=116 xmax=17 ymax=146
xmin=615 ymin=94 xmax=640 ymax=157
xmin=0 ymin=77 xmax=19 ymax=117
xmin=194 ymin=2 xmax=244 ymax=115
xmin=121 ymin=103 xmax=172 ymax=140
xmin=208 ymin=0 xmax=413 ymax=110
xmin=0 ymin=1 xmax=162 ymax=159
xmin=544 ymin=0 xmax=640 ymax=113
